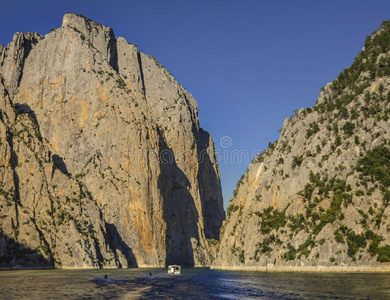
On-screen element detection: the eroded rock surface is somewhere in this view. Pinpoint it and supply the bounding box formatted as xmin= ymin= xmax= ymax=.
xmin=214 ymin=20 xmax=390 ymax=271
xmin=0 ymin=13 xmax=224 ymax=268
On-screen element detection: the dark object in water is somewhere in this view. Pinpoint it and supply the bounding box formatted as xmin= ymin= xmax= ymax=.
xmin=150 ymin=272 xmax=152 ymax=276
xmin=104 ymin=274 xmax=108 ymax=279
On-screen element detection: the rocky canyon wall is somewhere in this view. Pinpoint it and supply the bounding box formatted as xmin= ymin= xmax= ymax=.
xmin=0 ymin=13 xmax=224 ymax=268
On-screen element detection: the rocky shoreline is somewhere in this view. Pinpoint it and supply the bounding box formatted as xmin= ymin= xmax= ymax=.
xmin=211 ymin=264 xmax=390 ymax=272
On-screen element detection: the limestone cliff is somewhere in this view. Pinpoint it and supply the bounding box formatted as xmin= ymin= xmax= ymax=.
xmin=0 ymin=13 xmax=224 ymax=268
xmin=213 ymin=20 xmax=390 ymax=271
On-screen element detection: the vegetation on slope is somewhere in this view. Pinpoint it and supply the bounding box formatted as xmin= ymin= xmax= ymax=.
xmin=222 ymin=20 xmax=390 ymax=267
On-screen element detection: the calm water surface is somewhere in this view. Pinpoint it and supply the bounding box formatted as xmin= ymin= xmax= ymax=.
xmin=0 ymin=267 xmax=389 ymax=299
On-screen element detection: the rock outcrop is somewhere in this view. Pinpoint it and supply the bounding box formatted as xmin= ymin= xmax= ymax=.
xmin=0 ymin=13 xmax=224 ymax=268
xmin=213 ymin=20 xmax=390 ymax=271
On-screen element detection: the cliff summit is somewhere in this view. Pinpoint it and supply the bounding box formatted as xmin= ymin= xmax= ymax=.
xmin=0 ymin=13 xmax=224 ymax=269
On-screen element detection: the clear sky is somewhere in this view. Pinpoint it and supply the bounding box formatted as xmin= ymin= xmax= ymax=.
xmin=1 ymin=0 xmax=390 ymax=209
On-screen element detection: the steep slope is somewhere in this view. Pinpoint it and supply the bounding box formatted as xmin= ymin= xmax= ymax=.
xmin=214 ymin=20 xmax=390 ymax=271
xmin=0 ymin=13 xmax=224 ymax=268
xmin=0 ymin=77 xmax=118 ymax=268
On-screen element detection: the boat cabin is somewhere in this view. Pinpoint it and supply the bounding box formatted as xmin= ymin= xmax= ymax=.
xmin=167 ymin=264 xmax=181 ymax=275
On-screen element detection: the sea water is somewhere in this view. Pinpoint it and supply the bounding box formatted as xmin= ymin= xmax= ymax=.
xmin=1 ymin=267 xmax=390 ymax=299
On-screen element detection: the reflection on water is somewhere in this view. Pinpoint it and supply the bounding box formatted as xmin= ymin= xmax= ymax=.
xmin=0 ymin=267 xmax=390 ymax=299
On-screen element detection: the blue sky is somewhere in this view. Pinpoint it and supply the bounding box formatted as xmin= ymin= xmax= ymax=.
xmin=1 ymin=1 xmax=390 ymax=209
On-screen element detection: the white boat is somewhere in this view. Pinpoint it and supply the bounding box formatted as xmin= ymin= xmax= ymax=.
xmin=167 ymin=264 xmax=181 ymax=275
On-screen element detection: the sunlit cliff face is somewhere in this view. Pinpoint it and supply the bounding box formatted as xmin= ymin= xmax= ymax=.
xmin=0 ymin=13 xmax=224 ymax=268
xmin=214 ymin=20 xmax=390 ymax=271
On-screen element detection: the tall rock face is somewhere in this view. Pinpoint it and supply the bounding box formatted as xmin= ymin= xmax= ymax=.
xmin=0 ymin=13 xmax=224 ymax=268
xmin=214 ymin=20 xmax=390 ymax=271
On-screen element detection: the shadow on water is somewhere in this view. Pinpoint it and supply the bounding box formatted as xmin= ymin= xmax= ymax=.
xmin=158 ymin=138 xmax=199 ymax=266
xmin=1 ymin=268 xmax=390 ymax=299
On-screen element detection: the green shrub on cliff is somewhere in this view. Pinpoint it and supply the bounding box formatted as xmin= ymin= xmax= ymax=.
xmin=292 ymin=156 xmax=303 ymax=168
xmin=377 ymin=246 xmax=390 ymax=262
xmin=255 ymin=204 xmax=290 ymax=234
xmin=356 ymin=145 xmax=390 ymax=188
